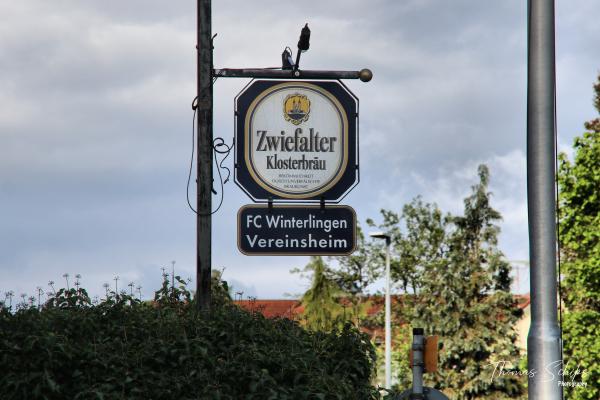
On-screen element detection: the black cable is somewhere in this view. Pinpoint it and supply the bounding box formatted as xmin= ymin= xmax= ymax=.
xmin=213 ymin=137 xmax=232 ymax=184
xmin=187 ymin=102 xmax=198 ymax=214
xmin=187 ymin=97 xmax=234 ymax=216
xmin=210 ymin=137 xmax=233 ymax=214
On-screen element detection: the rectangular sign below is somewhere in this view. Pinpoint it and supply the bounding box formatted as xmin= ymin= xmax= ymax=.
xmin=237 ymin=205 xmax=356 ymax=256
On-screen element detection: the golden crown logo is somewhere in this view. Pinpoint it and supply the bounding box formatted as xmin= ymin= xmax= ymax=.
xmin=283 ymin=93 xmax=310 ymax=125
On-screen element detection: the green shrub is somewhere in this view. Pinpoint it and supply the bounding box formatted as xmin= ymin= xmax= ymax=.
xmin=0 ymin=278 xmax=380 ymax=400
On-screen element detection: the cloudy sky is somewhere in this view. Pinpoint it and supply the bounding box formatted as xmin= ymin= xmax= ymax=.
xmin=1 ymin=1 xmax=599 ymax=302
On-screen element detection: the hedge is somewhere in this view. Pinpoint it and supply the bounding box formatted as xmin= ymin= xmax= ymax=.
xmin=0 ymin=278 xmax=381 ymax=400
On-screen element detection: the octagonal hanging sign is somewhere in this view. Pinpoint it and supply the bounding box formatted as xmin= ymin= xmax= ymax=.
xmin=234 ymin=80 xmax=358 ymax=202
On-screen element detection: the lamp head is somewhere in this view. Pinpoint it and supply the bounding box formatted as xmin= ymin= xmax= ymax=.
xmin=369 ymin=231 xmax=390 ymax=241
xmin=297 ymin=23 xmax=311 ymax=51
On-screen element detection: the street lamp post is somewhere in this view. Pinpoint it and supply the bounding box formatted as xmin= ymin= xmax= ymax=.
xmin=370 ymin=231 xmax=392 ymax=389
xmin=527 ymin=1 xmax=563 ymax=398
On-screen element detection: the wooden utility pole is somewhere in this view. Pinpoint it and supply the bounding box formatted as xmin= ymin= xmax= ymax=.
xmin=196 ymin=0 xmax=212 ymax=310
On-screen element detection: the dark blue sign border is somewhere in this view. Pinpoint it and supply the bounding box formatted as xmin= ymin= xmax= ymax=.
xmin=234 ymin=80 xmax=359 ymax=203
xmin=238 ymin=204 xmax=357 ymax=255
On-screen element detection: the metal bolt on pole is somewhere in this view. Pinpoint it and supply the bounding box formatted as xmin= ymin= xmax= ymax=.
xmin=196 ymin=0 xmax=212 ymax=310
xmin=526 ymin=0 xmax=563 ymax=398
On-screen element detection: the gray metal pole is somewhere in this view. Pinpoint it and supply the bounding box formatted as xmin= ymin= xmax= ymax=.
xmin=411 ymin=328 xmax=424 ymax=398
xmin=197 ymin=0 xmax=212 ymax=310
xmin=526 ymin=0 xmax=563 ymax=398
xmin=385 ymin=237 xmax=392 ymax=389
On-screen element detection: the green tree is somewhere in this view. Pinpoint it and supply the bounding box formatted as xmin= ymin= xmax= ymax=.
xmin=367 ymin=197 xmax=448 ymax=296
xmin=388 ymin=324 xmax=414 ymax=391
xmin=414 ymin=165 xmax=523 ymax=399
xmin=330 ymin=224 xmax=379 ymax=326
xmin=558 ymin=74 xmax=600 ymax=400
xmin=331 ymin=226 xmax=377 ymax=296
xmin=299 ymin=256 xmax=346 ymax=331
xmin=415 ymin=165 xmax=522 ymax=399
xmin=372 ymin=166 xmax=524 ymax=398
xmin=367 ymin=198 xmax=449 ymax=390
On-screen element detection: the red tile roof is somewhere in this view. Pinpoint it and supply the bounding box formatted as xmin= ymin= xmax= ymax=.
xmin=234 ymin=299 xmax=304 ymax=319
xmin=235 ymin=294 xmax=530 ymax=344
xmin=236 ymin=294 xmax=531 ymax=319
xmin=514 ymin=294 xmax=531 ymax=310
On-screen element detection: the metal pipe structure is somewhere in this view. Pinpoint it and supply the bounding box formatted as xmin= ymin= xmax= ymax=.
xmin=411 ymin=328 xmax=425 ymax=399
xmin=214 ymin=68 xmax=373 ymax=82
xmin=526 ymin=0 xmax=563 ymax=398
xmin=196 ymin=0 xmax=212 ymax=310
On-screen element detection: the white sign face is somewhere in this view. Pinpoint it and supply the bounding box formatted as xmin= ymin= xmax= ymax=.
xmin=244 ymin=82 xmax=348 ymax=199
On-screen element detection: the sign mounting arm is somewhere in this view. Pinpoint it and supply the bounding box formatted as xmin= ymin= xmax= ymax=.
xmin=214 ymin=68 xmax=372 ymax=82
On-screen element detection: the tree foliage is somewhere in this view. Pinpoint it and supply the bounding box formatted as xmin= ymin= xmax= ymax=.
xmin=329 ymin=225 xmax=378 ymax=327
xmin=298 ymin=256 xmax=348 ymax=331
xmin=558 ymin=73 xmax=600 ymax=400
xmin=0 ymin=274 xmax=380 ymax=400
xmin=416 ymin=165 xmax=522 ymax=399
xmin=371 ymin=165 xmax=524 ymax=399
xmin=331 ymin=225 xmax=379 ymax=299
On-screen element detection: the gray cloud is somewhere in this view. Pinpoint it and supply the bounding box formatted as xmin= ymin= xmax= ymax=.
xmin=1 ymin=1 xmax=599 ymax=300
